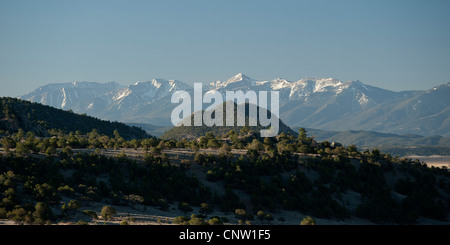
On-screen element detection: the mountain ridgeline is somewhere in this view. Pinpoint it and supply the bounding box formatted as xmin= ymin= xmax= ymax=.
xmin=19 ymin=74 xmax=450 ymax=137
xmin=0 ymin=97 xmax=148 ymax=139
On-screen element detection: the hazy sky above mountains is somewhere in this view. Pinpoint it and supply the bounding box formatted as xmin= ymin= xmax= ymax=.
xmin=1 ymin=0 xmax=450 ymax=97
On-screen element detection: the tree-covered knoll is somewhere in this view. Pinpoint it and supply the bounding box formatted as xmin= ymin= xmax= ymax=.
xmin=160 ymin=102 xmax=297 ymax=140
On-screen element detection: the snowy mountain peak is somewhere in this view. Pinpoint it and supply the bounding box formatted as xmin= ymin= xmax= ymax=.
xmin=224 ymin=73 xmax=255 ymax=84
xmin=212 ymin=73 xmax=257 ymax=89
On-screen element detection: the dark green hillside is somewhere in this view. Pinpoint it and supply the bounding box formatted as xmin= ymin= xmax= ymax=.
xmin=161 ymin=102 xmax=296 ymax=140
xmin=0 ymin=97 xmax=148 ymax=139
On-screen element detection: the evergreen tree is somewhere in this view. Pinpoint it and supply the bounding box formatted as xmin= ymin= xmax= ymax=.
xmin=33 ymin=202 xmax=53 ymax=225
xmin=100 ymin=206 xmax=117 ymax=221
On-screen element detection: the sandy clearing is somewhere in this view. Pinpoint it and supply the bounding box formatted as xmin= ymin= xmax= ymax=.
xmin=406 ymin=155 xmax=450 ymax=169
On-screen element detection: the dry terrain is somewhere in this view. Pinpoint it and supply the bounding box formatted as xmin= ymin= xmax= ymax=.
xmin=1 ymin=147 xmax=449 ymax=225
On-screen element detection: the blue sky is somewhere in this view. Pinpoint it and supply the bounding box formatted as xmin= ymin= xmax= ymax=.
xmin=1 ymin=0 xmax=450 ymax=97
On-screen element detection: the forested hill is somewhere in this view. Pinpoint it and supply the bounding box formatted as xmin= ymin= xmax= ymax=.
xmin=161 ymin=102 xmax=297 ymax=140
xmin=0 ymin=97 xmax=148 ymax=140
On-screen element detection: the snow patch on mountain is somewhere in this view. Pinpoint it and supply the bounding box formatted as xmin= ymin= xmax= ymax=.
xmin=114 ymin=88 xmax=132 ymax=101
xmin=313 ymin=78 xmax=344 ymax=93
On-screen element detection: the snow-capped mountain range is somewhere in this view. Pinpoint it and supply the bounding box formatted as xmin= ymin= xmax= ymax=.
xmin=19 ymin=73 xmax=450 ymax=137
